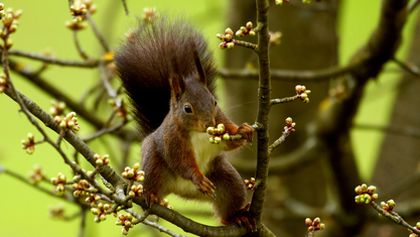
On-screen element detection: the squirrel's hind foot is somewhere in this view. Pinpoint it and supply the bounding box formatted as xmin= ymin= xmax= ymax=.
xmin=222 ymin=204 xmax=257 ymax=232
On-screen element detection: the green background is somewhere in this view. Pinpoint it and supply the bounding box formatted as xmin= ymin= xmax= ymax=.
xmin=0 ymin=0 xmax=416 ymax=236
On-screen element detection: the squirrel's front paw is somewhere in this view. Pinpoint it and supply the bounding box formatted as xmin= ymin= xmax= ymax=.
xmin=193 ymin=175 xmax=216 ymax=198
xmin=237 ymin=123 xmax=254 ymax=142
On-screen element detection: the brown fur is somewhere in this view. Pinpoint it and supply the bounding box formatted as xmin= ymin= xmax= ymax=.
xmin=115 ymin=17 xmax=254 ymax=226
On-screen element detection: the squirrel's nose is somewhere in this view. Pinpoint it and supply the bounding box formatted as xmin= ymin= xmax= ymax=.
xmin=205 ymin=118 xmax=216 ymax=128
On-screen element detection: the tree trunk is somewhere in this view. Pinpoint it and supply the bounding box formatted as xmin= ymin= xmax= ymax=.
xmin=368 ymin=13 xmax=420 ymax=237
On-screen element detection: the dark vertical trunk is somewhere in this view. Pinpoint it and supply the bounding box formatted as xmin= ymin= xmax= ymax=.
xmin=368 ymin=14 xmax=420 ymax=237
xmin=222 ymin=1 xmax=339 ymax=236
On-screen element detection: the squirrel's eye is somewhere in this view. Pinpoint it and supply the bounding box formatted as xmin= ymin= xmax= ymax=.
xmin=214 ymin=100 xmax=217 ymax=106
xmin=183 ymin=104 xmax=193 ymax=114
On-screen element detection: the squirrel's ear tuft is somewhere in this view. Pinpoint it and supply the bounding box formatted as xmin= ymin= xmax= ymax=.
xmin=192 ymin=48 xmax=207 ymax=86
xmin=169 ymin=75 xmax=185 ymax=101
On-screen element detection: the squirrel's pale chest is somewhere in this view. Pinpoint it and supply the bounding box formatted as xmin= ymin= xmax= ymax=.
xmin=168 ymin=131 xmax=224 ymax=199
xmin=189 ymin=131 xmax=225 ymax=171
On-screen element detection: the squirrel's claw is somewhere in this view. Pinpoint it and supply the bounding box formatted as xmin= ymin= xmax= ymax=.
xmin=194 ymin=175 xmax=216 ymax=198
xmin=237 ymin=123 xmax=254 ymax=143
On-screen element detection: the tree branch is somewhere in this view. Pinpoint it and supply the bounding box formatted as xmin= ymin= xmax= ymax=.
xmin=7 ymin=59 xmax=139 ymax=141
xmin=2 ymin=167 xmax=75 ymax=202
xmin=370 ymin=201 xmax=420 ymax=235
xmin=7 ymin=49 xmax=99 ymax=68
xmin=249 ymin=0 xmax=272 ymax=227
xmin=392 ymin=57 xmax=420 ymax=78
xmin=409 ymin=0 xmax=420 ymax=13
xmin=86 ymin=13 xmax=111 ymax=53
xmin=354 ymin=123 xmax=420 ymax=140
xmin=218 ymin=63 xmax=357 ymax=82
xmin=3 ymin=82 xmax=247 ymax=237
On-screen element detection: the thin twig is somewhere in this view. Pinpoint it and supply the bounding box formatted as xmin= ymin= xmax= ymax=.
xmin=234 ymin=39 xmax=258 ymax=51
xmin=249 ymin=0 xmax=272 ymax=226
xmin=98 ymin=61 xmax=123 ymax=108
xmin=2 ymin=167 xmax=75 ymax=201
xmin=78 ymin=81 xmax=102 ymax=104
xmin=78 ymin=208 xmax=87 ymax=237
xmin=83 ymin=120 xmax=129 ymax=142
xmin=119 ymin=139 xmax=132 ymax=172
xmin=126 ymin=209 xmax=150 ymax=224
xmin=370 ymin=201 xmax=420 ymax=235
xmin=267 ymin=128 xmax=294 ymax=155
xmin=143 ymin=219 xmax=187 ymax=237
xmin=85 ymin=13 xmax=111 ymax=53
xmin=270 ymin=95 xmax=299 ymax=105
xmin=392 ymin=57 xmax=420 ymax=78
xmin=121 ymin=0 xmax=129 ymax=15
xmin=218 ymin=63 xmax=357 ymax=82
xmin=353 ymin=123 xmax=420 ymax=140
xmin=73 ymin=31 xmax=90 ymax=60
xmin=409 ymin=0 xmax=420 ymax=13
xmin=7 ymin=49 xmax=98 ymax=68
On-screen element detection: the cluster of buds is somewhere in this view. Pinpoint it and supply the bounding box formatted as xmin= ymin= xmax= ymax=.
xmin=143 ymin=7 xmax=157 ymax=23
xmin=0 ymin=73 xmax=7 ymax=93
xmin=29 ymin=165 xmax=45 ymax=184
xmin=93 ymin=153 xmax=110 ymax=167
xmin=0 ymin=4 xmax=21 ymax=49
xmin=66 ymin=0 xmax=96 ymax=31
xmin=409 ymin=223 xmax=420 ymax=237
xmin=207 ymin=124 xmax=232 ymax=144
xmin=295 ymin=85 xmax=311 ymax=103
xmin=49 ymin=100 xmax=66 ymax=117
xmin=305 ymin=217 xmax=325 ymax=232
xmin=380 ymin=199 xmax=396 ymax=212
xmin=91 ymin=202 xmax=113 ymax=222
xmin=284 ymin=117 xmax=296 ymax=133
xmin=116 ymin=213 xmax=136 ymax=235
xmin=122 ymin=163 xmax=145 ymax=182
xmin=21 ymin=132 xmax=36 ymax=154
xmin=72 ymin=179 xmax=97 ymax=197
xmin=217 ymin=28 xmax=235 ymax=49
xmin=354 ymin=184 xmax=378 ymax=204
xmin=49 ymin=204 xmax=65 ymax=219
xmin=51 ymin=172 xmax=67 ymax=195
xmin=84 ymin=193 xmax=101 ymax=206
xmin=54 ymin=111 xmax=80 ymax=132
xmin=244 ymin=177 xmax=256 ymax=190
xmin=235 ymin=21 xmax=255 ymax=37
xmin=128 ymin=184 xmax=144 ymax=198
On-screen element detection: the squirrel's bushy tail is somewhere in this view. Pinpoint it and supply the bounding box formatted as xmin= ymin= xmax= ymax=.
xmin=115 ymin=18 xmax=216 ymax=138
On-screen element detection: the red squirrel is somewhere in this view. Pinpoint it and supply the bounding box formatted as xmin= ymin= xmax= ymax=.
xmin=115 ymin=18 xmax=254 ymax=226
